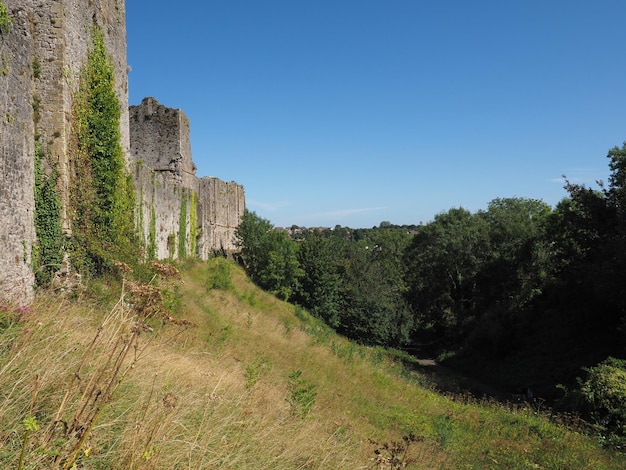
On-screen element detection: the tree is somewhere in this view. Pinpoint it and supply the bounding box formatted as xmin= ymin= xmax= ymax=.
xmin=404 ymin=208 xmax=490 ymax=341
xmin=235 ymin=210 xmax=302 ymax=300
xmin=295 ymin=234 xmax=343 ymax=327
xmin=546 ymin=159 xmax=626 ymax=326
xmin=337 ymin=229 xmax=413 ymax=346
xmin=236 ymin=209 xmax=274 ymax=274
xmin=606 ymin=142 xmax=626 ymax=218
xmin=476 ymin=197 xmax=552 ymax=312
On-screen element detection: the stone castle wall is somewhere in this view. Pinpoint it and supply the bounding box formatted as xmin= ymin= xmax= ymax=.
xmin=0 ymin=1 xmax=36 ymax=304
xmin=129 ymin=97 xmax=196 ymax=187
xmin=0 ymin=1 xmax=244 ymax=304
xmin=133 ymin=162 xmax=189 ymax=260
xmin=1 ymin=0 xmax=129 ymax=304
xmin=197 ymin=177 xmax=245 ymax=258
xmin=28 ymin=0 xmax=128 ymax=231
xmin=130 ymin=97 xmax=244 ymax=260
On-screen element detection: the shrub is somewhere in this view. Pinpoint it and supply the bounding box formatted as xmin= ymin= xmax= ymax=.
xmin=579 ymin=357 xmax=626 ymax=443
xmin=205 ymin=260 xmax=233 ymax=291
xmin=245 ymin=356 xmax=272 ymax=389
xmin=287 ymin=370 xmax=317 ymax=418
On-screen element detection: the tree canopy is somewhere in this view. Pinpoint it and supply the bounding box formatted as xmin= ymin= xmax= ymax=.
xmin=234 ymin=142 xmax=626 ymax=439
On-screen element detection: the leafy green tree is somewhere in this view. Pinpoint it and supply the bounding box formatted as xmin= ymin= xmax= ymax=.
xmin=545 ymin=143 xmax=626 ymax=327
xmin=295 ymin=234 xmax=342 ymax=327
xmin=404 ymin=207 xmax=490 ymax=341
xmin=235 ymin=210 xmax=273 ymax=271
xmin=476 ymin=197 xmax=552 ymax=312
xmin=337 ymin=230 xmax=413 ymax=346
xmin=460 ymin=198 xmax=553 ymax=356
xmin=236 ymin=210 xmax=302 ymax=301
xmin=606 ymin=142 xmax=626 ymax=217
xmin=261 ymin=231 xmax=303 ymax=300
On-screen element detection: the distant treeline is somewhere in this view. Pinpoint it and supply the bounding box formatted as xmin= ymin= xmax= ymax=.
xmin=236 ymin=142 xmax=626 ymax=441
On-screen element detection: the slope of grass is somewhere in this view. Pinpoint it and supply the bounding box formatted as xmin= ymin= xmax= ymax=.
xmin=0 ymin=258 xmax=623 ymax=469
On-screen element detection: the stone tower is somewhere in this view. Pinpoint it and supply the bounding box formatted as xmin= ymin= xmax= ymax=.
xmin=130 ymin=97 xmax=245 ymax=260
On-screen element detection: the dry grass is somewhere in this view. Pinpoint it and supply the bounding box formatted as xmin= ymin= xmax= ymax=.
xmin=0 ymin=258 xmax=623 ymax=469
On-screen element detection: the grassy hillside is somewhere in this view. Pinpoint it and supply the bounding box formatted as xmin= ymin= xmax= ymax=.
xmin=0 ymin=259 xmax=623 ymax=469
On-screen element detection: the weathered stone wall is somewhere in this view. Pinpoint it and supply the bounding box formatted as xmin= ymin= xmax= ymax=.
xmin=133 ymin=161 xmax=192 ymax=260
xmin=30 ymin=0 xmax=128 ymax=231
xmin=1 ymin=1 xmax=244 ymax=302
xmin=129 ymin=97 xmax=196 ymax=187
xmin=130 ymin=97 xmax=244 ymax=259
xmin=1 ymin=0 xmax=128 ymax=303
xmin=197 ymin=177 xmax=245 ymax=257
xmin=133 ymin=163 xmax=245 ymax=261
xmin=0 ymin=1 xmax=36 ymax=304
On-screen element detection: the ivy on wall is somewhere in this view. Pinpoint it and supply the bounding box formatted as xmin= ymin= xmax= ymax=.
xmin=148 ymin=193 xmax=157 ymax=259
xmin=176 ymin=190 xmax=198 ymax=260
xmin=178 ymin=191 xmax=188 ymax=259
xmin=0 ymin=1 xmax=11 ymax=35
xmin=138 ymin=184 xmax=144 ymax=242
xmin=33 ymin=140 xmax=63 ymax=285
xmin=69 ymin=28 xmax=137 ymax=275
xmin=189 ymin=191 xmax=198 ymax=257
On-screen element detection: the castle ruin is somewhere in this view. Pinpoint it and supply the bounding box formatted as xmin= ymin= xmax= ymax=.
xmin=0 ymin=1 xmax=245 ymax=304
xmin=130 ymin=97 xmax=245 ymax=261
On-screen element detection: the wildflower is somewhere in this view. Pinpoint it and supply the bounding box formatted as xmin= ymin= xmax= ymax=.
xmin=18 ymin=305 xmax=31 ymax=316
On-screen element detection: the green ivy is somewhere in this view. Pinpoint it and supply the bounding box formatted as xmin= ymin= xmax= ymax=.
xmin=138 ymin=185 xmax=144 ymax=240
xmin=178 ymin=191 xmax=188 ymax=259
xmin=33 ymin=140 xmax=63 ymax=285
xmin=0 ymin=1 xmax=11 ymax=35
xmin=148 ymin=193 xmax=157 ymax=259
xmin=69 ymin=28 xmax=137 ymax=275
xmin=189 ymin=191 xmax=198 ymax=257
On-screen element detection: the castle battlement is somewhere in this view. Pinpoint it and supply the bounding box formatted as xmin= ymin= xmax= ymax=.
xmin=130 ymin=97 xmax=197 ymax=186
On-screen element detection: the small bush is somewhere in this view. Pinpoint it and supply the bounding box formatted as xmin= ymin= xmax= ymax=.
xmin=287 ymin=370 xmax=317 ymax=418
xmin=205 ymin=260 xmax=233 ymax=291
xmin=369 ymin=434 xmax=419 ymax=469
xmin=245 ymin=356 xmax=272 ymax=389
xmin=32 ymin=57 xmax=41 ymax=78
xmin=579 ymin=357 xmax=626 ymax=443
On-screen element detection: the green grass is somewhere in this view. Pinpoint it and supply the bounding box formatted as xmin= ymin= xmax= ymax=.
xmin=0 ymin=258 xmax=623 ymax=468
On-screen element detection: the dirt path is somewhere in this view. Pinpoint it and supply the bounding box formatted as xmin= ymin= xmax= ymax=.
xmin=411 ymin=356 xmax=517 ymax=402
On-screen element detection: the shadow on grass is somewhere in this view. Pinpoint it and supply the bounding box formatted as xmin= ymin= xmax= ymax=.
xmin=391 ymin=347 xmax=526 ymax=406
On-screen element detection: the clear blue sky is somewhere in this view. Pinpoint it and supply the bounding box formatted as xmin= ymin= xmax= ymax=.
xmin=126 ymin=1 xmax=626 ymax=228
